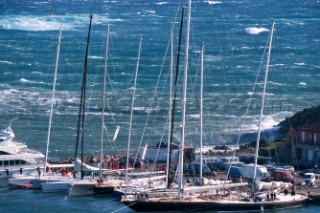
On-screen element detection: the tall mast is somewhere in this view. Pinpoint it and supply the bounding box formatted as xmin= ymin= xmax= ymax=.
xmin=99 ymin=24 xmax=110 ymax=179
xmin=251 ymin=22 xmax=275 ymax=195
xmin=199 ymin=42 xmax=204 ymax=185
xmin=166 ymin=29 xmax=174 ymax=187
xmin=44 ymin=21 xmax=62 ymax=172
xmin=167 ymin=7 xmax=185 ymax=189
xmin=178 ymin=0 xmax=191 ymax=199
xmin=125 ymin=36 xmax=143 ymax=183
xmin=74 ymin=14 xmax=93 ymax=179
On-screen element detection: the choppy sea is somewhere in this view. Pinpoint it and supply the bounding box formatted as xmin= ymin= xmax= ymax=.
xmin=0 ymin=0 xmax=320 ymax=212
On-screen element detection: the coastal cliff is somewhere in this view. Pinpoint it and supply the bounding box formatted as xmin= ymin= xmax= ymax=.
xmin=278 ymin=105 xmax=320 ymax=134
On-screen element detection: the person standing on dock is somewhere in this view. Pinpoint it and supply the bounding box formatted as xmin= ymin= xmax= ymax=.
xmin=273 ymin=192 xmax=277 ymax=201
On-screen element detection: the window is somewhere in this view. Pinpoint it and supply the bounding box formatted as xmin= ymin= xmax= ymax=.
xmin=307 ymin=149 xmax=314 ymax=161
xmin=301 ymin=132 xmax=305 ymax=143
xmin=314 ymin=133 xmax=317 ymax=145
xmin=4 ymin=161 xmax=8 ymax=166
xmin=15 ymin=160 xmax=20 ymax=165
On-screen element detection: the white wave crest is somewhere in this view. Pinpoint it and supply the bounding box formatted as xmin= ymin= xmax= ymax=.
xmin=20 ymin=78 xmax=47 ymax=85
xmin=145 ymin=10 xmax=156 ymax=14
xmin=88 ymin=56 xmax=104 ymax=60
xmin=294 ymin=62 xmax=305 ymax=66
xmin=205 ymin=55 xmax=223 ymax=62
xmin=189 ymin=114 xmax=200 ymax=118
xmin=244 ymin=27 xmax=269 ymax=35
xmin=206 ymin=1 xmax=222 ymax=5
xmin=0 ymin=14 xmax=120 ymax=32
xmin=238 ymin=115 xmax=278 ymax=132
xmin=261 ymin=115 xmax=278 ymax=129
xmin=299 ymin=82 xmax=307 ymax=86
xmin=0 ymin=60 xmax=14 ymax=64
xmin=1 ymin=15 xmax=73 ymax=31
xmin=155 ymin=2 xmax=168 ymax=5
xmin=31 ymin=71 xmax=43 ymax=75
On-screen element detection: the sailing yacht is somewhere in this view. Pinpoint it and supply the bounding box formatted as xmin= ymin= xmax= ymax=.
xmin=121 ymin=1 xmax=308 ymax=210
xmin=65 ymin=14 xmax=97 ymax=196
xmin=95 ymin=34 xmax=168 ymax=195
xmin=92 ymin=23 xmax=127 ymax=196
xmin=8 ymin=22 xmax=75 ymax=190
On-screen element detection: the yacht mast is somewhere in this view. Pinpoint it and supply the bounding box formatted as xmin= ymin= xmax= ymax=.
xmin=125 ymin=37 xmax=142 ymax=183
xmin=252 ymin=22 xmax=275 ymax=195
xmin=200 ymin=42 xmax=204 ymax=185
xmin=74 ymin=14 xmax=93 ymax=179
xmin=166 ymin=29 xmax=174 ymax=187
xmin=167 ymin=7 xmax=185 ymax=189
xmin=178 ymin=0 xmax=191 ymax=199
xmin=99 ymin=24 xmax=110 ymax=179
xmin=44 ymin=21 xmax=62 ymax=172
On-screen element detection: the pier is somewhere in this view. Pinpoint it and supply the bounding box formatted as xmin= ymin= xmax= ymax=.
xmin=297 ymin=187 xmax=320 ymax=203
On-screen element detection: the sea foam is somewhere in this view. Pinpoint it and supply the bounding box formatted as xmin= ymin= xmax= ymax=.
xmin=244 ymin=27 xmax=269 ymax=35
xmin=155 ymin=2 xmax=168 ymax=5
xmin=20 ymin=78 xmax=47 ymax=85
xmin=0 ymin=60 xmax=14 ymax=64
xmin=0 ymin=14 xmax=121 ymax=31
xmin=206 ymin=1 xmax=222 ymax=4
xmin=1 ymin=15 xmax=73 ymax=31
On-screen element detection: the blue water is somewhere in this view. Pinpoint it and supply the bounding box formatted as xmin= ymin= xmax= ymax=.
xmin=0 ymin=0 xmax=320 ymax=211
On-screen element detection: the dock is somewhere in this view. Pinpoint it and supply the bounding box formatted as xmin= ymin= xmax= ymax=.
xmin=296 ymin=186 xmax=320 ymax=203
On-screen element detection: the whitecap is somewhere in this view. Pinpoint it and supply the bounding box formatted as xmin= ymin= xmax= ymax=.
xmin=206 ymin=1 xmax=222 ymax=5
xmin=145 ymin=10 xmax=156 ymax=14
xmin=20 ymin=78 xmax=32 ymax=83
xmin=236 ymin=115 xmax=278 ymax=132
xmin=205 ymin=55 xmax=223 ymax=62
xmin=241 ymin=46 xmax=253 ymax=49
xmin=261 ymin=115 xmax=278 ymax=129
xmin=189 ymin=114 xmax=200 ymax=118
xmin=0 ymin=14 xmax=119 ymax=31
xmin=299 ymin=82 xmax=307 ymax=86
xmin=0 ymin=15 xmax=72 ymax=31
xmin=294 ymin=62 xmax=305 ymax=66
xmin=88 ymin=56 xmax=104 ymax=60
xmin=244 ymin=27 xmax=269 ymax=35
xmin=31 ymin=71 xmax=43 ymax=75
xmin=20 ymin=78 xmax=47 ymax=85
xmin=66 ymin=97 xmax=79 ymax=103
xmin=270 ymin=64 xmax=284 ymax=67
xmin=110 ymin=18 xmax=123 ymax=22
xmin=9 ymin=89 xmax=19 ymax=93
xmin=0 ymin=60 xmax=14 ymax=64
xmin=155 ymin=2 xmax=168 ymax=5
xmin=247 ymin=92 xmax=253 ymax=96
xmin=91 ymin=14 xmax=123 ymax=24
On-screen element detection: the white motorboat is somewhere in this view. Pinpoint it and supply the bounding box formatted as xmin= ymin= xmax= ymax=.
xmin=0 ymin=126 xmax=45 ymax=181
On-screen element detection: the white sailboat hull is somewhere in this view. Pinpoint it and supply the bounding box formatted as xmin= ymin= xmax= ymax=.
xmin=42 ymin=180 xmax=73 ymax=193
xmin=68 ymin=179 xmax=96 ymax=196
